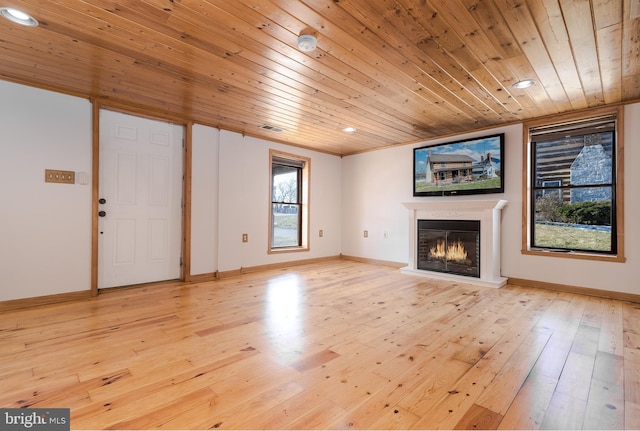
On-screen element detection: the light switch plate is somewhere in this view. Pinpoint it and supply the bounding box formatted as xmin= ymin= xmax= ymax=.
xmin=45 ymin=169 xmax=75 ymax=184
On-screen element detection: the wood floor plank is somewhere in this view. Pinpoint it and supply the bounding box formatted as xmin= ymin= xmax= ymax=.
xmin=622 ymin=302 xmax=640 ymax=350
xmin=0 ymin=260 xmax=639 ymax=429
xmin=593 ymin=350 xmax=625 ymax=387
xmin=624 ymin=347 xmax=640 ymax=405
xmin=0 ymin=372 xmax=86 ymax=409
xmin=498 ymin=371 xmax=558 ymax=430
xmin=389 ymin=354 xmax=471 ymax=418
xmin=281 ymin=398 xmax=347 ymax=430
xmin=475 ymin=327 xmax=552 ymax=415
xmin=327 ymin=366 xmax=434 ymax=429
xmin=453 ymin=403 xmax=503 ymax=430
xmin=626 ymin=401 xmax=640 ymax=429
xmin=451 ymin=299 xmax=529 ymax=365
xmin=541 ymin=391 xmax=588 ymax=430
xmin=235 ymin=386 xmax=340 ymax=429
xmin=530 ymin=329 xmax=576 ymax=380
xmin=554 ymin=351 xmax=597 ymax=401
xmin=368 ymin=405 xmax=421 ymax=429
xmin=582 ymin=379 xmax=625 ymax=429
xmin=598 ymin=299 xmax=625 ymax=355
xmin=408 ymin=301 xmax=555 ymax=429
xmin=290 ymin=348 xmax=340 ymax=372
xmin=106 ymin=387 xmax=217 ymax=430
xmin=188 ymin=380 xmax=304 ymax=429
xmin=570 ymin=323 xmax=601 ymax=356
xmin=581 ymin=296 xmax=605 ymax=328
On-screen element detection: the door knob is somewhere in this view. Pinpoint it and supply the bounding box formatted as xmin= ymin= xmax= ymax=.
xmin=98 ymin=211 xmax=107 ymax=217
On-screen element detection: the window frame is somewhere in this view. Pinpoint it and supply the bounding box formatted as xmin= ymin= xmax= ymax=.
xmin=522 ymin=105 xmax=625 ymax=262
xmin=268 ymin=149 xmax=310 ymax=254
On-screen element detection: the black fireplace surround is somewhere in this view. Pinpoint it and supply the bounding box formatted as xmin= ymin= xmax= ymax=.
xmin=417 ymin=219 xmax=480 ymax=278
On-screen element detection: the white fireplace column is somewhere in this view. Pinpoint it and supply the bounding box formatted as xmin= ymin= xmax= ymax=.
xmin=401 ymin=200 xmax=508 ymax=288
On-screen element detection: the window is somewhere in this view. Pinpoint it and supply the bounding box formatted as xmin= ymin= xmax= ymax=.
xmin=269 ymin=150 xmax=310 ymax=252
xmin=523 ymin=106 xmax=624 ymax=260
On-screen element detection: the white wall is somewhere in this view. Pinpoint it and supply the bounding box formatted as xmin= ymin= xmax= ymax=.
xmin=190 ymin=124 xmax=219 ymax=275
xmin=3 ymin=78 xmax=637 ymax=301
xmin=502 ymin=104 xmax=640 ymax=294
xmin=342 ymin=106 xmax=640 ymax=295
xmin=217 ymin=131 xmax=342 ymax=272
xmin=342 ymin=124 xmax=522 ymax=264
xmin=0 ymin=81 xmax=92 ymax=301
xmin=0 ymin=81 xmax=343 ymax=301
xmin=341 ymin=143 xmax=415 ymax=263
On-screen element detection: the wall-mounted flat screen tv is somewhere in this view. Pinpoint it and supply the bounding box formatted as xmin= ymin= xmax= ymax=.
xmin=413 ymin=133 xmax=505 ymax=197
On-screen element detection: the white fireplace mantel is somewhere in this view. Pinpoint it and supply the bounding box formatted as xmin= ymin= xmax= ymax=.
xmin=401 ymin=199 xmax=508 ymax=288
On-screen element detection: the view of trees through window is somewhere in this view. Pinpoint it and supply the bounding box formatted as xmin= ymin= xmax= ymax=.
xmin=531 ymin=127 xmax=616 ymax=254
xmin=271 ymin=162 xmax=301 ymax=248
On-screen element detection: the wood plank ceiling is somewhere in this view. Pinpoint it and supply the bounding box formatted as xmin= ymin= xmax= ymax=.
xmin=1 ymin=0 xmax=639 ymax=156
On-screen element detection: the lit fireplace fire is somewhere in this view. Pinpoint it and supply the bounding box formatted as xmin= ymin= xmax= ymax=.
xmin=429 ymin=239 xmax=468 ymax=262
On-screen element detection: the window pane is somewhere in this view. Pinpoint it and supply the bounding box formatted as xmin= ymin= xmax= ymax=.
xmin=272 ymin=165 xmax=299 ymax=203
xmin=270 ymin=151 xmax=309 ymax=252
xmin=534 ymin=132 xmax=613 ymax=187
xmin=527 ymin=109 xmax=621 ymax=258
xmin=533 ymin=189 xmax=613 ymax=252
xmin=272 ymin=203 xmax=300 ymax=247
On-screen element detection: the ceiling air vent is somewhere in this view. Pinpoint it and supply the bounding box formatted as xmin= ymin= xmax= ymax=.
xmin=258 ymin=124 xmax=285 ymax=133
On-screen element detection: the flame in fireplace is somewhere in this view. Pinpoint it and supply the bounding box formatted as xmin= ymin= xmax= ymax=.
xmin=429 ymin=239 xmax=468 ymax=262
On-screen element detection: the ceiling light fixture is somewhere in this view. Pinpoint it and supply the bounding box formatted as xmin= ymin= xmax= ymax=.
xmin=343 ymin=127 xmax=357 ymax=133
xmin=513 ymin=80 xmax=535 ymax=89
xmin=297 ymin=34 xmax=317 ymax=52
xmin=0 ymin=7 xmax=38 ymax=26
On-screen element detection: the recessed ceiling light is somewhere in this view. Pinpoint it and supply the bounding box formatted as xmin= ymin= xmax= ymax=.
xmin=513 ymin=80 xmax=535 ymax=89
xmin=342 ymin=127 xmax=357 ymax=133
xmin=0 ymin=7 xmax=38 ymax=26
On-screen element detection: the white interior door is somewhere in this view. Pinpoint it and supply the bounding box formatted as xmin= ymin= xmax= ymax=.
xmin=98 ymin=110 xmax=183 ymax=289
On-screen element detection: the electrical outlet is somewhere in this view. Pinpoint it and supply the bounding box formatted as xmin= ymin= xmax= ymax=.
xmin=319 ymin=229 xmax=324 ymax=237
xmin=364 ymin=230 xmax=368 ymax=238
xmin=45 ymin=169 xmax=75 ymax=184
xmin=242 ymin=233 xmax=248 ymax=243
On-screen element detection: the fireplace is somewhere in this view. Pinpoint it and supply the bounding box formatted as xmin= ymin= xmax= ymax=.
xmin=401 ymin=200 xmax=508 ymax=288
xmin=417 ymin=220 xmax=480 ymax=278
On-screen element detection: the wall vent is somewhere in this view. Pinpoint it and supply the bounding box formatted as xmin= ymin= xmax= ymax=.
xmin=258 ymin=124 xmax=285 ymax=133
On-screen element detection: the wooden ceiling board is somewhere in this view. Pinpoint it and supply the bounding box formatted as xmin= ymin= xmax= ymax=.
xmin=527 ymin=0 xmax=588 ymax=109
xmin=364 ymin=1 xmax=514 ymax=122
xmin=168 ymin=1 xmax=447 ymax=144
xmin=0 ymin=0 xmax=637 ymax=155
xmin=293 ymin=0 xmax=479 ymax=129
xmin=596 ymin=22 xmax=624 ymax=104
xmin=622 ymin=0 xmax=640 ymax=98
xmin=560 ymin=0 xmax=606 ymax=106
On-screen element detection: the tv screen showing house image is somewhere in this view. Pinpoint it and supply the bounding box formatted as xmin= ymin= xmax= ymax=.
xmin=413 ymin=133 xmax=505 ymax=197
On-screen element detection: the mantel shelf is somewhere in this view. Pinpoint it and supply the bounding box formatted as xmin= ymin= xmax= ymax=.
xmin=402 ymin=199 xmax=508 ymax=212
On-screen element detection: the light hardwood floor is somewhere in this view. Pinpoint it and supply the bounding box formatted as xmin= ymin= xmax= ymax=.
xmin=1 ymin=260 xmax=639 ymax=430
